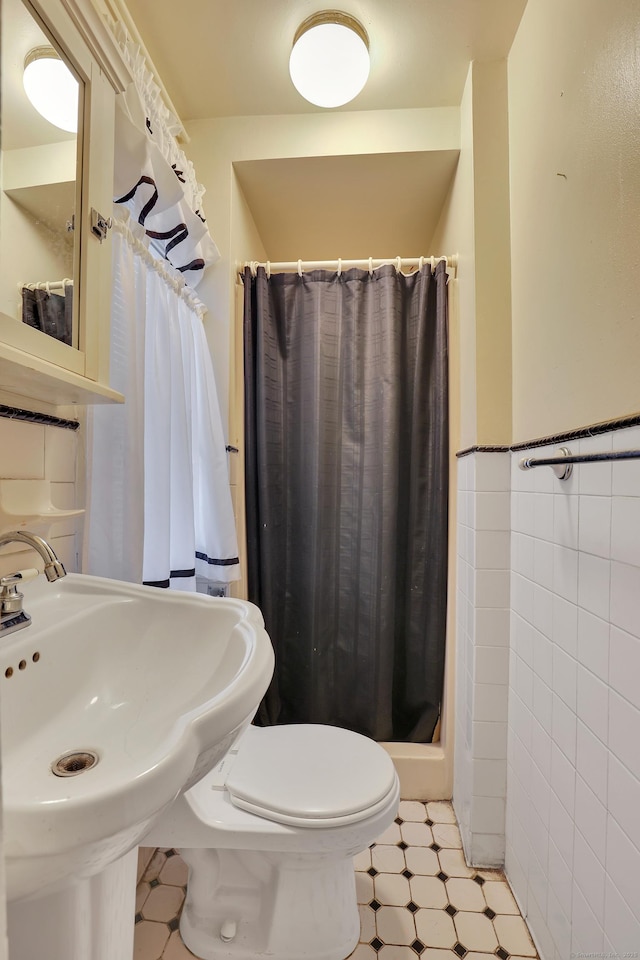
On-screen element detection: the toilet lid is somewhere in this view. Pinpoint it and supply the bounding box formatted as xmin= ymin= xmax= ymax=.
xmin=225 ymin=724 xmax=397 ymax=828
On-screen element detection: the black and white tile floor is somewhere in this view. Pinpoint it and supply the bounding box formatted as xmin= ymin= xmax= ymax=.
xmin=134 ymin=801 xmax=538 ymax=960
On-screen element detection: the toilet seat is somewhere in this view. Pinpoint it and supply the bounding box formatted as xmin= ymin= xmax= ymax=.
xmin=223 ymin=724 xmax=397 ymax=828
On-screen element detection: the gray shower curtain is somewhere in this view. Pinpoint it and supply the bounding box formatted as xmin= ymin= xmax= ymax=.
xmin=244 ymin=261 xmax=448 ymax=742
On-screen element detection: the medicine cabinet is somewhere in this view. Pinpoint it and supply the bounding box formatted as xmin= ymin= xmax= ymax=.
xmin=0 ymin=0 xmax=130 ymax=409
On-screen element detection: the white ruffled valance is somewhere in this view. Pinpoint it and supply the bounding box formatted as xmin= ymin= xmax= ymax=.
xmin=110 ymin=21 xmax=219 ymax=288
xmin=112 ymin=213 xmax=207 ymax=319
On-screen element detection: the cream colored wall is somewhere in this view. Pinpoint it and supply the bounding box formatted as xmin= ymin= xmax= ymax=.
xmin=0 ymin=193 xmax=73 ymax=322
xmin=432 ymin=67 xmax=476 ymax=450
xmin=192 ymin=167 xmax=267 ymax=432
xmin=2 ymin=142 xmax=76 ymax=189
xmin=472 ymin=62 xmax=512 ymax=445
xmin=509 ymin=0 xmax=640 ymax=443
xmin=432 ymin=61 xmax=512 ymax=449
xmin=226 ymin=179 xmax=267 ymax=599
xmin=0 ymin=142 xmax=76 ymax=321
xmin=230 ymin=174 xmax=268 ymax=269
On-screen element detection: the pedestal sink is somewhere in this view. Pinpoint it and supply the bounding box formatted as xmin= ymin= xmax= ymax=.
xmin=0 ymin=572 xmax=274 ymax=959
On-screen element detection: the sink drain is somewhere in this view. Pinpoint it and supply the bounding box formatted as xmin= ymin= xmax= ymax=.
xmin=51 ymin=751 xmax=99 ymax=777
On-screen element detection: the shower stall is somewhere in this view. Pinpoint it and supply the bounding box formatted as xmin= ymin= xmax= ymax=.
xmin=237 ymin=255 xmax=457 ymax=796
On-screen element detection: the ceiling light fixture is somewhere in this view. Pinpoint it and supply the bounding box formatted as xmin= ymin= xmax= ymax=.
xmin=289 ymin=11 xmax=370 ymax=109
xmin=23 ymin=46 xmax=79 ymax=133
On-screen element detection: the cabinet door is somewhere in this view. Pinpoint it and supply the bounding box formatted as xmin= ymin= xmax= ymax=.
xmin=0 ymin=0 xmax=123 ymax=407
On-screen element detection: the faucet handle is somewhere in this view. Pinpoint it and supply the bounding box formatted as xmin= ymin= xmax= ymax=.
xmin=0 ymin=569 xmax=39 ymax=613
xmin=0 ymin=568 xmax=39 ymax=590
xmin=0 ymin=569 xmax=39 ymax=633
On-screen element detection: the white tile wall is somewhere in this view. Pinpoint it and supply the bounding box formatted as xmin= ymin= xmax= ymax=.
xmin=0 ymin=417 xmax=80 ymax=578
xmin=454 ymin=450 xmax=511 ymax=866
xmin=455 ymin=428 xmax=640 ymax=958
xmin=504 ymin=426 xmax=640 ymax=958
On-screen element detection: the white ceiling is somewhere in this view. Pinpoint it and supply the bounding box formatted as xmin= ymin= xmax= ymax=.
xmin=124 ymin=0 xmax=528 ymax=120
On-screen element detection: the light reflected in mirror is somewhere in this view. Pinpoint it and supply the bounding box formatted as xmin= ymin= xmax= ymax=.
xmin=0 ymin=0 xmax=83 ymax=348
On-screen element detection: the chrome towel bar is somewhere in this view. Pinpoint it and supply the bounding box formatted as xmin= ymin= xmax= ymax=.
xmin=518 ymin=446 xmax=640 ymax=480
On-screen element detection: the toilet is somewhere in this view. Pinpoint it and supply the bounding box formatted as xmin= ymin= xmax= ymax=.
xmin=145 ymin=722 xmax=400 ymax=960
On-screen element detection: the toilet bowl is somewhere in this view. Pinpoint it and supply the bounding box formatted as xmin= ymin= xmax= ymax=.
xmin=145 ymin=723 xmax=400 ymax=960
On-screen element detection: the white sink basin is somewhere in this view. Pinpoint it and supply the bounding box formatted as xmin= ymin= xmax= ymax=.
xmin=0 ymin=573 xmax=274 ymax=901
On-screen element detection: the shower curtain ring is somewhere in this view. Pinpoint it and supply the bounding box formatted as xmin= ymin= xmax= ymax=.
xmin=395 ymin=256 xmax=402 ymax=273
xmin=297 ymin=259 xmax=303 ymax=277
xmin=337 ymin=258 xmax=342 ymax=277
xmin=266 ymin=261 xmax=271 ymax=279
xmin=368 ymin=257 xmax=373 ymax=275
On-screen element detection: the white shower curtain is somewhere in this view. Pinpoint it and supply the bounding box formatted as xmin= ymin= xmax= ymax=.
xmin=84 ymin=217 xmax=239 ymax=590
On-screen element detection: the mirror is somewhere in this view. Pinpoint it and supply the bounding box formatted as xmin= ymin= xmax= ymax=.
xmin=0 ymin=0 xmax=83 ymax=348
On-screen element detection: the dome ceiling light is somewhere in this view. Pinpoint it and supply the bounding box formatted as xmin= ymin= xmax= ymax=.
xmin=289 ymin=11 xmax=370 ymax=108
xmin=23 ymin=46 xmax=79 ymax=133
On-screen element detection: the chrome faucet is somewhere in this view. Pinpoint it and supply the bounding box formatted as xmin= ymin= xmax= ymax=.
xmin=0 ymin=531 xmax=66 ymax=637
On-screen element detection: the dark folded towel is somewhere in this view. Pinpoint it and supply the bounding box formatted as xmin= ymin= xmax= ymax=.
xmin=22 ymin=285 xmax=73 ymax=346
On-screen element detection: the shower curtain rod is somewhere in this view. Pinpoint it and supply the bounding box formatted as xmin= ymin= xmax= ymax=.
xmin=240 ymin=255 xmax=458 ymax=279
xmin=19 ymin=279 xmax=73 ymax=293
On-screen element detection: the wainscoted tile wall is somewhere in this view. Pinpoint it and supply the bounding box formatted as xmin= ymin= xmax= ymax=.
xmin=507 ymin=429 xmax=640 ymax=958
xmin=0 ymin=416 xmax=80 ymax=577
xmin=456 ymin=427 xmax=640 ymax=959
xmin=455 ymin=452 xmax=511 ymax=866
